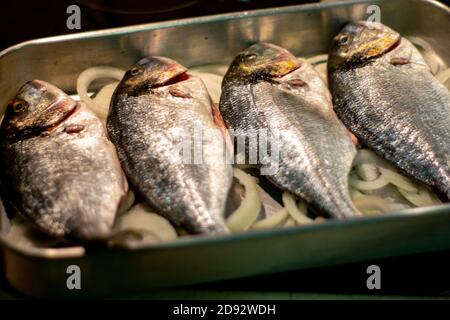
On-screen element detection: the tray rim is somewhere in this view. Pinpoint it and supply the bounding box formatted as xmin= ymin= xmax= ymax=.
xmin=0 ymin=0 xmax=448 ymax=59
xmin=2 ymin=204 xmax=450 ymax=259
xmin=0 ymin=0 xmax=449 ymax=260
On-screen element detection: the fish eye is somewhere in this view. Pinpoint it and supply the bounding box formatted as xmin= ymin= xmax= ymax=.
xmin=11 ymin=100 xmax=29 ymax=113
xmin=130 ymin=67 xmax=143 ymax=76
xmin=338 ymin=35 xmax=352 ymax=46
xmin=243 ymin=52 xmax=257 ymax=60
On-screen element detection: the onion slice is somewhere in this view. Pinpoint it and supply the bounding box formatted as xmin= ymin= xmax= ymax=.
xmin=282 ymin=192 xmax=313 ymax=224
xmin=110 ymin=202 xmax=178 ymax=248
xmin=252 ymin=208 xmax=289 ymax=230
xmin=190 ymin=71 xmax=223 ymax=104
xmin=398 ymin=186 xmax=442 ymax=207
xmin=304 ymin=54 xmax=328 ymax=65
xmin=378 ymin=167 xmax=418 ymax=193
xmin=355 ymin=163 xmax=380 ymax=181
xmin=436 ymin=68 xmax=450 ymax=88
xmin=226 ymin=169 xmax=261 ymax=232
xmin=349 ymin=174 xmax=389 ymax=191
xmin=93 ymin=81 xmax=120 ymax=112
xmin=352 ymin=196 xmax=393 ymax=215
xmin=76 ymin=66 xmax=125 ymax=120
xmin=283 ymin=217 xmax=297 ymax=228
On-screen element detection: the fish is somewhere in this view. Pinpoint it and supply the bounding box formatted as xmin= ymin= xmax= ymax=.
xmin=220 ymin=42 xmax=360 ymax=218
xmin=328 ymin=21 xmax=450 ymax=199
xmin=107 ymin=57 xmax=233 ymax=234
xmin=0 ymin=80 xmax=129 ymax=240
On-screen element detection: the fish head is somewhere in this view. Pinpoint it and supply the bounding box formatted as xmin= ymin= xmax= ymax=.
xmin=1 ymin=80 xmax=77 ymax=139
xmin=225 ymin=42 xmax=300 ymax=82
xmin=121 ymin=56 xmax=188 ymax=93
xmin=329 ymin=21 xmax=400 ymax=69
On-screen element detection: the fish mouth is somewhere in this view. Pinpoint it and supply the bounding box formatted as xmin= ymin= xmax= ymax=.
xmin=31 ymin=80 xmax=78 ymax=127
xmin=383 ymin=37 xmax=401 ymax=55
xmin=343 ymin=21 xmax=400 ymax=60
xmin=138 ymin=56 xmax=188 ymax=87
xmin=263 ymin=52 xmax=301 ymax=78
xmin=356 ymin=33 xmax=401 ymax=59
xmin=152 ymin=71 xmax=190 ymax=88
xmin=231 ymin=43 xmax=300 ymax=78
xmin=123 ymin=56 xmax=189 ymax=92
xmin=42 ymin=100 xmax=79 ymax=131
xmin=241 ymin=51 xmax=301 ymax=78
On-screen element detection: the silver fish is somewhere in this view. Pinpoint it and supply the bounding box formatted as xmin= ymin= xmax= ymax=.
xmin=107 ymin=57 xmax=233 ymax=234
xmin=328 ymin=21 xmax=450 ymax=199
xmin=0 ymin=80 xmax=129 ymax=240
xmin=220 ymin=43 xmax=360 ymax=218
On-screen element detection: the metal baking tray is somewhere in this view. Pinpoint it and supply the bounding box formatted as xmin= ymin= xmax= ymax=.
xmin=0 ymin=0 xmax=449 ymax=298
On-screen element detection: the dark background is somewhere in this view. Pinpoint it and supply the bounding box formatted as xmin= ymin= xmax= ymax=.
xmin=0 ymin=0 xmax=450 ymax=298
xmin=1 ymin=248 xmax=450 ymax=298
xmin=0 ymin=0 xmax=320 ymax=51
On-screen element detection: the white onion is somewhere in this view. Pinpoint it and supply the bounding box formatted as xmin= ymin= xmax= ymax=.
xmin=353 ymin=196 xmax=393 ymax=215
xmin=378 ymin=167 xmax=418 ymax=193
xmin=111 ymin=202 xmax=178 ymax=248
xmin=398 ymin=186 xmax=442 ymax=207
xmin=76 ymin=66 xmax=125 ymax=120
xmin=350 ymin=174 xmax=389 ymax=191
xmin=190 ymin=71 xmax=223 ymax=104
xmin=282 ymin=192 xmax=313 ymax=224
xmin=226 ymin=169 xmax=261 ymax=232
xmin=305 ymin=54 xmax=328 ymax=65
xmin=436 ymin=68 xmax=450 ymax=88
xmin=93 ymin=81 xmax=119 ymax=113
xmin=190 ymin=64 xmax=229 ymax=76
xmin=355 ymin=163 xmax=380 ymax=181
xmin=252 ymin=208 xmax=289 ymax=230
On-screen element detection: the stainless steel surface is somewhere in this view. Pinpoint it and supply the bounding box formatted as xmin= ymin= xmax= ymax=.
xmin=1 ymin=0 xmax=449 ymax=113
xmin=0 ymin=0 xmax=449 ymax=298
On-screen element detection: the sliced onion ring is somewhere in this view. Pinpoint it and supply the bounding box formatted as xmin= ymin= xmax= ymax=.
xmin=252 ymin=208 xmax=289 ymax=230
xmin=304 ymin=54 xmax=328 ymax=65
xmin=352 ymin=196 xmax=393 ymax=215
xmin=76 ymin=66 xmax=125 ymax=119
xmin=349 ymin=175 xmax=389 ymax=191
xmin=436 ymin=68 xmax=450 ymax=88
xmin=398 ymin=186 xmax=442 ymax=207
xmin=226 ymin=169 xmax=261 ymax=232
xmin=93 ymin=81 xmax=119 ymax=112
xmin=355 ymin=163 xmax=380 ymax=181
xmin=282 ymin=192 xmax=313 ymax=224
xmin=110 ymin=202 xmax=178 ymax=248
xmin=378 ymin=167 xmax=418 ymax=193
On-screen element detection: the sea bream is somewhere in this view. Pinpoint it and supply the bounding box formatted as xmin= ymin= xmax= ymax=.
xmin=220 ymin=43 xmax=360 ymax=218
xmin=0 ymin=80 xmax=129 ymax=240
xmin=328 ymin=21 xmax=450 ymax=199
xmin=107 ymin=57 xmax=233 ymax=234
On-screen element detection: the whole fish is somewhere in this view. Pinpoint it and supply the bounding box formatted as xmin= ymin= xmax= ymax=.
xmin=328 ymin=21 xmax=450 ymax=199
xmin=0 ymin=80 xmax=129 ymax=240
xmin=220 ymin=42 xmax=360 ymax=218
xmin=107 ymin=57 xmax=233 ymax=234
